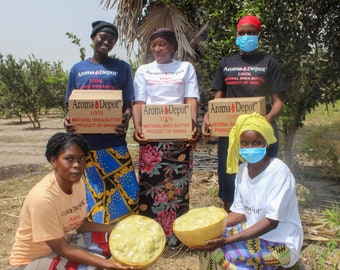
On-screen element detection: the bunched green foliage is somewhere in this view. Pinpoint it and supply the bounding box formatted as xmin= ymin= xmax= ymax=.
xmin=0 ymin=54 xmax=68 ymax=127
xmin=259 ymin=0 xmax=340 ymax=166
xmin=102 ymin=0 xmax=339 ymax=166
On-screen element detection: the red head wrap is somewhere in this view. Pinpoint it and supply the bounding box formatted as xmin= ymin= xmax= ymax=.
xmin=237 ymin=15 xmax=261 ymax=31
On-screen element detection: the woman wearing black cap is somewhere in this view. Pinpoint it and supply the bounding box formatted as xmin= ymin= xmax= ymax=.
xmin=132 ymin=28 xmax=200 ymax=249
xmin=64 ymin=21 xmax=139 ymax=225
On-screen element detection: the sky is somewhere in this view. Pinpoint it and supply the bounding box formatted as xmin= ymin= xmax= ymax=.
xmin=1 ymin=0 xmax=135 ymax=71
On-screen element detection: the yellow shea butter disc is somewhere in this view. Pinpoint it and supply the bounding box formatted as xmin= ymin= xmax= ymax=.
xmin=173 ymin=206 xmax=227 ymax=247
xmin=109 ymin=215 xmax=166 ymax=268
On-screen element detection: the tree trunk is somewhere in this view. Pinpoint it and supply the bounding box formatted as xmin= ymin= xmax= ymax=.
xmin=25 ymin=112 xmax=36 ymax=128
xmin=33 ymin=111 xmax=41 ymax=128
xmin=283 ymin=126 xmax=298 ymax=169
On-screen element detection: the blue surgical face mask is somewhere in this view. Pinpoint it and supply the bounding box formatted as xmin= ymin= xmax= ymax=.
xmin=236 ymin=35 xmax=259 ymax=52
xmin=239 ymin=147 xmax=266 ymax=164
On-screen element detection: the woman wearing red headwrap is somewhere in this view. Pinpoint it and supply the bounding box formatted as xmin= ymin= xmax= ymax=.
xmin=201 ymin=15 xmax=285 ymax=213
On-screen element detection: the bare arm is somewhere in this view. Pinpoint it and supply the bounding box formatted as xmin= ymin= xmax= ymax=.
xmin=184 ymin=97 xmax=199 ymax=144
xmin=265 ymin=92 xmax=283 ymax=122
xmin=115 ymin=107 xmax=132 ymax=136
xmin=131 ymin=101 xmax=147 ymax=144
xmin=193 ymin=217 xmax=278 ymax=251
xmin=225 ymin=212 xmax=246 ymax=227
xmin=184 ymin=97 xmax=198 ymax=127
xmin=46 ymin=237 xmax=133 ymax=269
xmin=76 ymin=219 xmax=114 ymax=233
xmin=223 ymin=218 xmax=278 ymax=245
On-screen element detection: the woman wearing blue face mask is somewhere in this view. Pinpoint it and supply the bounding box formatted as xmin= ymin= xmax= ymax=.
xmin=195 ymin=113 xmax=303 ymax=270
xmin=201 ymin=15 xmax=285 ymax=212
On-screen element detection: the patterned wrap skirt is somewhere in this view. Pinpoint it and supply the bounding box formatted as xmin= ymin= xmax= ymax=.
xmin=199 ymin=223 xmax=291 ymax=270
xmin=9 ymin=232 xmax=109 ymax=270
xmin=84 ymin=145 xmax=139 ymax=224
xmin=138 ymin=141 xmax=193 ymax=247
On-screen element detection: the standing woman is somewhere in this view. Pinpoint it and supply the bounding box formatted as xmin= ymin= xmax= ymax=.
xmin=64 ymin=21 xmax=139 ymax=224
xmin=201 ymin=15 xmax=285 ymax=212
xmin=132 ymin=28 xmax=200 ymax=249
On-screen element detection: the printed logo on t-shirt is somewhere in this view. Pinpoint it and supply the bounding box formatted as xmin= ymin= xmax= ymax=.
xmin=77 ymin=70 xmax=118 ymax=77
xmin=224 ymin=66 xmax=267 ymax=86
xmin=244 ymin=202 xmax=262 ymax=215
xmin=146 ymin=69 xmax=185 ymax=85
xmin=224 ymin=66 xmax=267 ymax=73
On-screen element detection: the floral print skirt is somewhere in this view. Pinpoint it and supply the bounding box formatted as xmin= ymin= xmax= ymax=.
xmin=138 ymin=141 xmax=193 ymax=247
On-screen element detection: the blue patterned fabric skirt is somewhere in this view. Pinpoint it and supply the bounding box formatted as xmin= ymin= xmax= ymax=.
xmin=84 ymin=145 xmax=139 ymax=224
xmin=199 ymin=223 xmax=291 ymax=270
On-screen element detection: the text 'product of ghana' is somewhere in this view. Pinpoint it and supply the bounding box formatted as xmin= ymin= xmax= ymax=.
xmin=173 ymin=206 xmax=227 ymax=247
xmin=109 ymin=215 xmax=166 ymax=269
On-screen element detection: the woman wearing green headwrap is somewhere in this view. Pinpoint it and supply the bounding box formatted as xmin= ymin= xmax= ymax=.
xmin=194 ymin=113 xmax=303 ymax=269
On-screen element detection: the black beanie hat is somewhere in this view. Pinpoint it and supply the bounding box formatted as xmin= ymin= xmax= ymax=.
xmin=149 ymin=28 xmax=178 ymax=52
xmin=90 ymin=20 xmax=118 ymax=40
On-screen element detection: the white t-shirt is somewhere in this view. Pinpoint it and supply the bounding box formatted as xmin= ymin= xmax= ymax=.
xmin=231 ymin=158 xmax=303 ymax=267
xmin=134 ymin=60 xmax=200 ymax=104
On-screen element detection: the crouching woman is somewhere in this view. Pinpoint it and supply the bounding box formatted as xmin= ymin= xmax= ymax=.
xmin=9 ymin=132 xmax=132 ymax=270
xmin=193 ymin=113 xmax=303 ymax=269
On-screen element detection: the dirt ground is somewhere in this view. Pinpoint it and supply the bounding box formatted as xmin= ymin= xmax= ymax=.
xmin=0 ymin=115 xmax=339 ymax=269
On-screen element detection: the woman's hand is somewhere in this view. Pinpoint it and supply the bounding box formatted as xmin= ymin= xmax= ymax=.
xmin=190 ymin=237 xmax=227 ymax=251
xmin=201 ymin=112 xmax=211 ymax=139
xmin=186 ymin=126 xmax=200 ymax=148
xmin=63 ymin=114 xmax=76 ymax=133
xmin=115 ymin=122 xmax=128 ymax=136
xmin=106 ymin=258 xmax=134 ymax=269
xmin=115 ymin=111 xmax=130 ymax=136
xmin=133 ymin=129 xmax=148 ymax=144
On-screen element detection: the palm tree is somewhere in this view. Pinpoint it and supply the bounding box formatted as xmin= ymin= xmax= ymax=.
xmin=100 ymin=0 xmax=206 ymax=63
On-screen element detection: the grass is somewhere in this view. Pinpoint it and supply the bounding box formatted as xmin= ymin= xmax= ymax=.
xmin=304 ymin=101 xmax=340 ymax=127
xmin=293 ymin=101 xmax=340 ymax=178
xmin=0 ymin=172 xmax=49 ymax=268
xmin=1 ymin=102 xmax=340 ymax=269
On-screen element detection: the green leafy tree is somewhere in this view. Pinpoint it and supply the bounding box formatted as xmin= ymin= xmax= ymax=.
xmin=0 ymin=54 xmax=26 ymax=121
xmin=0 ymin=54 xmax=68 ymax=127
xmin=101 ymin=0 xmax=339 ymax=166
xmin=43 ymin=62 xmax=68 ymax=113
xmin=259 ymin=0 xmax=340 ymax=166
